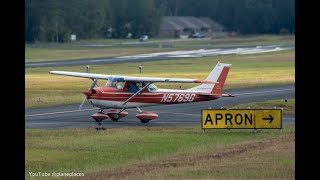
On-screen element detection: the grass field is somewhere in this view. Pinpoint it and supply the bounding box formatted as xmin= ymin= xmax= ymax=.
xmin=25 ymin=47 xmax=178 ymax=62
xmin=25 ymin=35 xmax=295 ymax=62
xmin=25 ymin=49 xmax=295 ymax=109
xmin=25 ymin=98 xmax=295 ymax=179
xmin=225 ymin=98 xmax=295 ymax=116
xmin=26 ymin=128 xmax=294 ymax=179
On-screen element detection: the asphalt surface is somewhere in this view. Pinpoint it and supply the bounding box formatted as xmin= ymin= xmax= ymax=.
xmin=25 ymin=45 xmax=294 ymax=68
xmin=25 ymin=84 xmax=295 ymax=129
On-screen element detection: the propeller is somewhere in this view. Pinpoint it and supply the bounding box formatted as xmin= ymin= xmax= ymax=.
xmin=79 ymin=96 xmax=86 ymax=110
xmin=79 ymin=79 xmax=98 ymax=110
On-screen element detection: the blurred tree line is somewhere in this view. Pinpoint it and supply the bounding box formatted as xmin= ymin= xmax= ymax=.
xmin=25 ymin=0 xmax=295 ymax=42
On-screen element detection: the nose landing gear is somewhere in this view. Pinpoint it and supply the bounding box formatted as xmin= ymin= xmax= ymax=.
xmin=91 ymin=111 xmax=109 ymax=130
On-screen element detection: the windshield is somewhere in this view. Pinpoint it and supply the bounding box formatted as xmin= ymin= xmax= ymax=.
xmin=106 ymin=77 xmax=125 ymax=89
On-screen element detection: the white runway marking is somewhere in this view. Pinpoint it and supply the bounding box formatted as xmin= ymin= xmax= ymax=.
xmin=26 ymin=108 xmax=99 ymax=117
xmin=234 ymin=88 xmax=294 ymax=96
xmin=126 ymin=109 xmax=201 ymax=117
xmin=116 ymin=46 xmax=292 ymax=59
xmin=27 ymin=62 xmax=57 ymax=66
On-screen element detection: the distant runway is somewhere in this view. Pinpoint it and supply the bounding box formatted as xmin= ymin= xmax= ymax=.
xmin=25 ymin=84 xmax=295 ymax=129
xmin=25 ymin=45 xmax=294 ymax=68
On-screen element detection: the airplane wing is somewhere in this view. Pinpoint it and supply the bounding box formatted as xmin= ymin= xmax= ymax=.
xmin=49 ymin=71 xmax=218 ymax=84
xmin=49 ymin=71 xmax=111 ymax=80
xmin=124 ymin=76 xmax=217 ymax=83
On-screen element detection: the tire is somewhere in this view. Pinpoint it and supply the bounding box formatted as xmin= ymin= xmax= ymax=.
xmin=140 ymin=119 xmax=150 ymax=123
xmin=110 ymin=117 xmax=120 ymax=121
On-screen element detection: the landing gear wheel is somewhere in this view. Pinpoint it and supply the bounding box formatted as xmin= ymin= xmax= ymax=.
xmin=110 ymin=117 xmax=119 ymax=121
xmin=110 ymin=114 xmax=120 ymax=121
xmin=140 ymin=119 xmax=150 ymax=123
xmin=95 ymin=120 xmax=105 ymax=130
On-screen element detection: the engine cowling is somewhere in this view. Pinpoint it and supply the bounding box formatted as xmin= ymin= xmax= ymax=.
xmin=106 ymin=109 xmax=128 ymax=119
xmin=136 ymin=111 xmax=158 ymax=121
xmin=91 ymin=112 xmax=109 ymax=122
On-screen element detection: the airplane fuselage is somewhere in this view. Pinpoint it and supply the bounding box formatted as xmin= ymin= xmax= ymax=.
xmin=87 ymin=86 xmax=219 ymax=109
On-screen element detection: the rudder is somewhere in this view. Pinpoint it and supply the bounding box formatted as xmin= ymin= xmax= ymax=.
xmin=188 ymin=62 xmax=231 ymax=94
xmin=211 ymin=63 xmax=231 ymax=94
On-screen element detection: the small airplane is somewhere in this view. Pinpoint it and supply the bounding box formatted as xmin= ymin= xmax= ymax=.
xmin=49 ymin=62 xmax=234 ymax=128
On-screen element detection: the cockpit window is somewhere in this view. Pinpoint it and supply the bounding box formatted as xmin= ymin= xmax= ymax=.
xmin=127 ymin=82 xmax=157 ymax=93
xmin=106 ymin=77 xmax=125 ymax=89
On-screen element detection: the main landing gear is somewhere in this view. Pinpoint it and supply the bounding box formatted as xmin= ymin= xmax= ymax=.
xmin=135 ymin=107 xmax=159 ymax=123
xmin=106 ymin=109 xmax=128 ymax=121
xmin=91 ymin=109 xmax=129 ymax=129
xmin=91 ymin=107 xmax=159 ymax=126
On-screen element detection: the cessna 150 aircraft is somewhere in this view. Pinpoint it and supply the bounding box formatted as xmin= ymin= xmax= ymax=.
xmin=49 ymin=62 xmax=233 ymax=128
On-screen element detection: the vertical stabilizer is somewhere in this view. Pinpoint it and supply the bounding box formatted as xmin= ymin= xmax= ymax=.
xmin=188 ymin=62 xmax=231 ymax=94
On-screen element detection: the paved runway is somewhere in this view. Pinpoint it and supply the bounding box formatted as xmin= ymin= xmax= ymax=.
xmin=25 ymin=84 xmax=295 ymax=129
xmin=25 ymin=45 xmax=294 ymax=68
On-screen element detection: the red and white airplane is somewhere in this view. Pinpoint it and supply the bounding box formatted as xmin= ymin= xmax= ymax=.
xmin=49 ymin=62 xmax=234 ymax=128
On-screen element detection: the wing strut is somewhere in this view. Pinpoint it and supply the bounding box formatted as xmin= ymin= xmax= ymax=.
xmin=122 ymin=82 xmax=152 ymax=105
xmin=90 ymin=79 xmax=98 ymax=90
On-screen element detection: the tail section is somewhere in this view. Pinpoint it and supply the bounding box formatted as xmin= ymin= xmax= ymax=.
xmin=188 ymin=62 xmax=231 ymax=94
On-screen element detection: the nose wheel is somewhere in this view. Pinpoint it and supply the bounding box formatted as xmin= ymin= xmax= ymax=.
xmin=91 ymin=111 xmax=108 ymax=130
xmin=95 ymin=120 xmax=106 ymax=130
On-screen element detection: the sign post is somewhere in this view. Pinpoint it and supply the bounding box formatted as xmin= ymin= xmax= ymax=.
xmin=202 ymin=109 xmax=282 ymax=129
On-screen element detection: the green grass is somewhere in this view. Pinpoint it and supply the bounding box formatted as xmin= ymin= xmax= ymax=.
xmin=25 ymin=35 xmax=295 ymax=62
xmin=25 ymin=125 xmax=294 ymax=180
xmin=25 ymin=49 xmax=295 ymax=109
xmin=168 ymin=34 xmax=295 ymax=49
xmin=225 ymin=98 xmax=295 ymax=116
xmin=25 ymin=47 xmax=178 ymax=62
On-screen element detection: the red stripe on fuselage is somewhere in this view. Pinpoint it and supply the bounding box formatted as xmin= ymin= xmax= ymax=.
xmin=88 ymin=89 xmax=219 ymax=104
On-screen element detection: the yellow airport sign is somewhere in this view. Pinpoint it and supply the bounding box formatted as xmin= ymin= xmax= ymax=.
xmin=255 ymin=109 xmax=282 ymax=128
xmin=202 ymin=109 xmax=282 ymax=129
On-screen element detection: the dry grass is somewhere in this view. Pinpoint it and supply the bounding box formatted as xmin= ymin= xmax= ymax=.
xmin=26 ymin=126 xmax=294 ymax=180
xmin=76 ymin=134 xmax=294 ymax=180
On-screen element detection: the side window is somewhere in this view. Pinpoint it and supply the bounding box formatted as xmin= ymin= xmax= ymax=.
xmin=116 ymin=81 xmax=124 ymax=89
xmin=128 ymin=82 xmax=139 ymax=93
xmin=136 ymin=82 xmax=146 ymax=89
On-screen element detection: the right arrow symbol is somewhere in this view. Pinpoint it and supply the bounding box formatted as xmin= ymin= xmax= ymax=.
xmin=263 ymin=115 xmax=273 ymax=123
